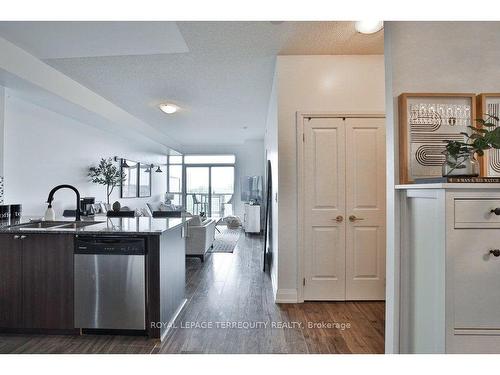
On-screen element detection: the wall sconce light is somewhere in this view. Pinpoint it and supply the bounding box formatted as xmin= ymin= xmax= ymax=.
xmin=113 ymin=156 xmax=130 ymax=168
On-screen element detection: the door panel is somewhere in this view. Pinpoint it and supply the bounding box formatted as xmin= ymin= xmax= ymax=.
xmin=0 ymin=235 xmax=23 ymax=328
xmin=304 ymin=117 xmax=346 ymax=300
xmin=451 ymin=229 xmax=500 ymax=329
xmin=311 ymin=226 xmax=342 ymax=278
xmin=345 ymin=118 xmax=386 ymax=300
xmin=22 ymin=234 xmax=74 ymax=329
xmin=352 ymin=227 xmax=380 ymax=278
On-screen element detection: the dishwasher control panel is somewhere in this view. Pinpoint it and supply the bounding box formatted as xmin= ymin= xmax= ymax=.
xmin=74 ymin=236 xmax=146 ymax=255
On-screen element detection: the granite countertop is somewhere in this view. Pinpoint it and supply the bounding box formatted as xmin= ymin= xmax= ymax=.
xmin=0 ymin=216 xmax=189 ymax=235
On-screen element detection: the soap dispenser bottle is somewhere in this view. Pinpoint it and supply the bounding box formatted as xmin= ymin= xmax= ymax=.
xmin=44 ymin=204 xmax=56 ymax=221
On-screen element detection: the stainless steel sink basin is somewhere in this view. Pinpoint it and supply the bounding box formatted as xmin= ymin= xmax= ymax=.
xmin=58 ymin=222 xmax=104 ymax=229
xmin=17 ymin=221 xmax=72 ymax=229
xmin=14 ymin=221 xmax=104 ymax=230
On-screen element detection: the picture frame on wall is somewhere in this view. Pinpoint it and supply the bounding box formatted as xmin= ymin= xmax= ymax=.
xmin=398 ymin=93 xmax=477 ymax=184
xmin=477 ymin=93 xmax=500 ymax=177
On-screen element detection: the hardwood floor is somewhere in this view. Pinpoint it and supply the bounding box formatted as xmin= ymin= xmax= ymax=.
xmin=0 ymin=230 xmax=385 ymax=354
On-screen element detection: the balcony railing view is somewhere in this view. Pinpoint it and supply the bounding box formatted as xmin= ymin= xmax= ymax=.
xmin=185 ymin=193 xmax=233 ymax=218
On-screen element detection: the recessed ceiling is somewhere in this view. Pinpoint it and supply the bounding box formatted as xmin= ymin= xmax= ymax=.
xmin=0 ymin=21 xmax=383 ymax=146
xmin=0 ymin=21 xmax=188 ymax=58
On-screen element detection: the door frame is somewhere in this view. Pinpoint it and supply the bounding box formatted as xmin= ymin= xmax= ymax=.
xmin=296 ymin=111 xmax=386 ymax=303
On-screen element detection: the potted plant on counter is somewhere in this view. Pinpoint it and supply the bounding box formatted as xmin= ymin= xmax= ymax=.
xmin=443 ymin=114 xmax=500 ymax=177
xmin=88 ymin=158 xmax=126 ymax=205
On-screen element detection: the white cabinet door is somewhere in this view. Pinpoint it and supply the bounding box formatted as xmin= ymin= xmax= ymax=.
xmin=345 ymin=118 xmax=386 ymax=300
xmin=244 ymin=204 xmax=261 ymax=233
xmin=450 ymin=228 xmax=500 ymax=330
xmin=303 ymin=117 xmax=346 ymax=300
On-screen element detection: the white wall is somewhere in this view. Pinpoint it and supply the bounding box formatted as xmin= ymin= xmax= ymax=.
xmin=182 ymin=139 xmax=265 ymax=219
xmin=384 ymin=20 xmax=500 ymax=353
xmin=3 ymin=91 xmax=167 ymax=216
xmin=265 ymin=68 xmax=279 ymax=293
xmin=274 ymin=55 xmax=385 ymax=300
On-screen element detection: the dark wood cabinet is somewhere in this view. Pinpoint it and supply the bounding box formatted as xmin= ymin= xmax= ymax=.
xmin=0 ymin=233 xmax=74 ymax=331
xmin=0 ymin=234 xmax=23 ymax=328
xmin=22 ymin=234 xmax=74 ymax=329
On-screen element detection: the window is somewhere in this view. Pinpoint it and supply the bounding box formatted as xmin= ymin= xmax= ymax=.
xmin=166 ymin=154 xmax=236 ymax=217
xmin=166 ymin=154 xmax=183 ymax=207
xmin=184 ymin=155 xmax=236 ymax=164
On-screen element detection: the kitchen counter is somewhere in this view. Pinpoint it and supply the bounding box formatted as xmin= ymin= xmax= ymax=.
xmin=0 ymin=216 xmax=189 ymax=235
xmin=0 ymin=216 xmax=188 ymax=340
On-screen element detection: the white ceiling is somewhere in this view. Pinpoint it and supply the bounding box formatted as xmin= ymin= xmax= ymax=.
xmin=0 ymin=22 xmax=188 ymax=58
xmin=0 ymin=21 xmax=383 ymax=146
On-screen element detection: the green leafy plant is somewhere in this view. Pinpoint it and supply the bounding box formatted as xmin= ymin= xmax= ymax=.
xmin=444 ymin=114 xmax=500 ymax=173
xmin=88 ymin=158 xmax=126 ymax=204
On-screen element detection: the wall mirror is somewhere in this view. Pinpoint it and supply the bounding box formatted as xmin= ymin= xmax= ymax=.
xmin=139 ymin=163 xmax=152 ymax=197
xmin=120 ymin=159 xmax=138 ymax=198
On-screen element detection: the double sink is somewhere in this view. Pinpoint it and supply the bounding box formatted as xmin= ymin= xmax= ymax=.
xmin=14 ymin=221 xmax=104 ymax=230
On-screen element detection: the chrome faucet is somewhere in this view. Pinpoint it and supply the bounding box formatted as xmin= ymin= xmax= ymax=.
xmin=46 ymin=184 xmax=81 ymax=221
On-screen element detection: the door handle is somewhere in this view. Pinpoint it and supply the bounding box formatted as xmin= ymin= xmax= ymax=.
xmin=349 ymin=215 xmax=365 ymax=222
xmin=334 ymin=215 xmax=343 ymax=223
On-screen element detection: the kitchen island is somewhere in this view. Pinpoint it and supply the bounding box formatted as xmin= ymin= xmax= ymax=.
xmin=0 ymin=217 xmax=189 ymax=341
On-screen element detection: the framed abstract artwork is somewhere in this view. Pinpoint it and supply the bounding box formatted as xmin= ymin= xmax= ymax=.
xmin=398 ymin=93 xmax=476 ymax=183
xmin=477 ymin=93 xmax=500 ymax=177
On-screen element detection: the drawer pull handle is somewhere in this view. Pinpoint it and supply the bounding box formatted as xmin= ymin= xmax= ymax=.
xmin=491 ymin=208 xmax=500 ymax=215
xmin=489 ymin=249 xmax=500 ymax=257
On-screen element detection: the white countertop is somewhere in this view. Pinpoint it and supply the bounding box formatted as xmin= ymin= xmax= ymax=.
xmin=396 ymin=183 xmax=500 ymax=190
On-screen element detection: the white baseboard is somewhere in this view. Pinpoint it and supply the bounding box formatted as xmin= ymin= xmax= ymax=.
xmin=275 ymin=288 xmax=298 ymax=303
xmin=271 ymin=268 xmax=278 ymax=299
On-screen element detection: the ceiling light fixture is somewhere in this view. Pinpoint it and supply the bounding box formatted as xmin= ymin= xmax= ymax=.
xmin=354 ymin=21 xmax=384 ymax=34
xmin=159 ymin=103 xmax=179 ymax=114
xmin=155 ymin=166 xmax=163 ymax=173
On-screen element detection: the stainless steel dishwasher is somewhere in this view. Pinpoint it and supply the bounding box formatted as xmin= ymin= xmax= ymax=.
xmin=74 ymin=236 xmax=146 ymax=330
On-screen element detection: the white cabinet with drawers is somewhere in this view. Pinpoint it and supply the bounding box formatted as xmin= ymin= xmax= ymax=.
xmin=398 ymin=183 xmax=500 ymax=353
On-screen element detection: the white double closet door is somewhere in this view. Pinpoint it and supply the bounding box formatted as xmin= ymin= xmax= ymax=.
xmin=303 ymin=117 xmax=386 ymax=301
